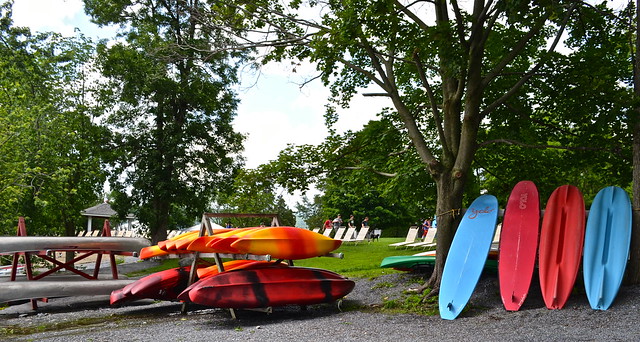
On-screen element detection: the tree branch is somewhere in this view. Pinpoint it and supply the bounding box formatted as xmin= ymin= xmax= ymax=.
xmin=481 ymin=2 xmax=579 ymax=116
xmin=478 ymin=138 xmax=616 ymax=153
xmin=340 ymin=166 xmax=397 ymax=177
xmin=413 ymin=51 xmax=448 ymax=153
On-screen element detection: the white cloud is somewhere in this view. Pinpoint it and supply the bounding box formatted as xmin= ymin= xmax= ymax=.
xmin=11 ymin=0 xmax=117 ymax=38
xmin=235 ymin=62 xmax=388 ymax=169
xmin=12 ymin=0 xmax=84 ymax=35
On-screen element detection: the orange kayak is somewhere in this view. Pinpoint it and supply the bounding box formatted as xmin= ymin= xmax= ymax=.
xmin=230 ymin=227 xmax=342 ymax=260
xmin=206 ymin=227 xmax=268 ymax=254
xmin=164 ymin=231 xmax=200 ymax=251
xmin=140 ymin=228 xmax=234 ymax=258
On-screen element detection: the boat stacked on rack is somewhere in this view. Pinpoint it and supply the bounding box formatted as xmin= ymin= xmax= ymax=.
xmin=111 ymin=226 xmax=354 ymax=309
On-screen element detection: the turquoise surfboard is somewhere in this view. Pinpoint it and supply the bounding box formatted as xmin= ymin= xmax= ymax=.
xmin=439 ymin=194 xmax=499 ymax=320
xmin=583 ymin=186 xmax=632 ymax=310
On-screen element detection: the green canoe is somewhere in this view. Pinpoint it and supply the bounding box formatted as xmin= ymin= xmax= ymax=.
xmin=380 ymin=255 xmax=498 ymax=273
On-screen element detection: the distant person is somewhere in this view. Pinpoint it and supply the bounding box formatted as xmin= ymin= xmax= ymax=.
xmin=362 ymin=216 xmax=377 ymax=241
xmin=332 ymin=214 xmax=342 ymax=229
xmin=225 ymin=222 xmax=233 ymax=228
xmin=347 ymin=214 xmax=356 ymax=238
xmin=348 ymin=214 xmax=356 ymax=228
xmin=422 ymin=218 xmax=432 ymax=238
xmin=323 ymin=218 xmax=332 ymax=230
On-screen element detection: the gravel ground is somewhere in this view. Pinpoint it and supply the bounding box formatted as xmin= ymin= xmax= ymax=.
xmin=1 ymin=260 xmax=640 ymax=342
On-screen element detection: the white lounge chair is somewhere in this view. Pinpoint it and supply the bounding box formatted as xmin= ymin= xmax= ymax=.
xmin=339 ymin=227 xmax=357 ymax=241
xmin=388 ymin=226 xmax=419 ymax=248
xmin=406 ymin=227 xmax=438 ymax=249
xmin=333 ymin=226 xmax=347 ymax=240
xmin=312 ymin=228 xmax=321 ymax=233
xmin=343 ymin=227 xmax=370 ymax=244
xmin=322 ymin=227 xmax=333 ymax=237
xmin=493 ymin=223 xmax=502 ymax=243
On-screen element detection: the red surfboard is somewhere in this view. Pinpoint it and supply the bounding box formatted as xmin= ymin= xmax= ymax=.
xmin=538 ymin=185 xmax=585 ymax=309
xmin=498 ymin=180 xmax=540 ymax=311
xmin=184 ymin=267 xmax=355 ymax=308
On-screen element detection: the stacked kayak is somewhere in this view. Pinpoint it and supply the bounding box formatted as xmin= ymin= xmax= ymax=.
xmin=139 ymin=226 xmax=342 ymax=260
xmin=178 ymin=265 xmax=355 ymax=308
xmin=110 ymin=260 xmax=282 ymax=305
xmin=113 ymin=226 xmax=353 ymax=309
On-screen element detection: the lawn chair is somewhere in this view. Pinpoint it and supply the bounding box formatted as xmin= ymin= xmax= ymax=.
xmin=388 ymin=226 xmax=419 ymax=248
xmin=493 ymin=223 xmax=502 ymax=243
xmin=333 ymin=226 xmax=347 ymax=240
xmin=339 ymin=227 xmax=357 ymax=241
xmin=322 ymin=227 xmax=333 ymax=237
xmin=343 ymin=227 xmax=370 ymax=245
xmin=406 ymin=227 xmax=438 ymax=249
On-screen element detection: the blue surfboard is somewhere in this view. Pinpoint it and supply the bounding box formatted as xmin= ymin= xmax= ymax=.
xmin=439 ymin=194 xmax=499 ymax=320
xmin=583 ymin=186 xmax=632 ymax=310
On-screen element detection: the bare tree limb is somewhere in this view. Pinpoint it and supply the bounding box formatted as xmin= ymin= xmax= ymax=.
xmin=340 ymin=166 xmax=397 ymax=177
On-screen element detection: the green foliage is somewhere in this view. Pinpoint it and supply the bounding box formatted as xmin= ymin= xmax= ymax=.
xmin=476 ymin=3 xmax=634 ymax=206
xmin=0 ymin=3 xmax=105 ymax=236
xmin=265 ymin=118 xmax=436 ymax=236
xmin=214 ymin=169 xmax=296 ymax=227
xmin=295 ymin=194 xmax=325 ymax=229
xmin=380 ymin=291 xmax=438 ymax=316
xmin=86 ymin=0 xmax=246 ymax=242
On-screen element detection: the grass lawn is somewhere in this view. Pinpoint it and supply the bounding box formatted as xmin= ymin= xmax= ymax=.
xmin=295 ymin=237 xmax=428 ymax=278
xmin=126 ymin=237 xmax=430 ymax=279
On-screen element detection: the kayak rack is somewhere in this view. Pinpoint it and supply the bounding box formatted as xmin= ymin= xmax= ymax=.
xmin=2 ymin=217 xmax=149 ymax=310
xmin=180 ymin=214 xmax=346 ymax=319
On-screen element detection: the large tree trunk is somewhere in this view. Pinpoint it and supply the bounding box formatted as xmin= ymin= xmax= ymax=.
xmin=64 ymin=215 xmax=76 ymax=265
xmin=627 ymin=0 xmax=640 ymax=285
xmin=629 ymin=119 xmax=640 ymax=284
xmin=151 ymin=199 xmax=170 ymax=244
xmin=425 ymin=170 xmax=465 ymax=290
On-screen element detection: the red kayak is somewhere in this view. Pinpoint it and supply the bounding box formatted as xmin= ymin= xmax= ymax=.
xmin=538 ymin=185 xmax=585 ymax=309
xmin=110 ymin=266 xmax=194 ymax=305
xmin=498 ymin=181 xmax=540 ymax=311
xmin=184 ymin=266 xmax=355 ymax=308
xmin=196 ymin=259 xmax=287 ymax=278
